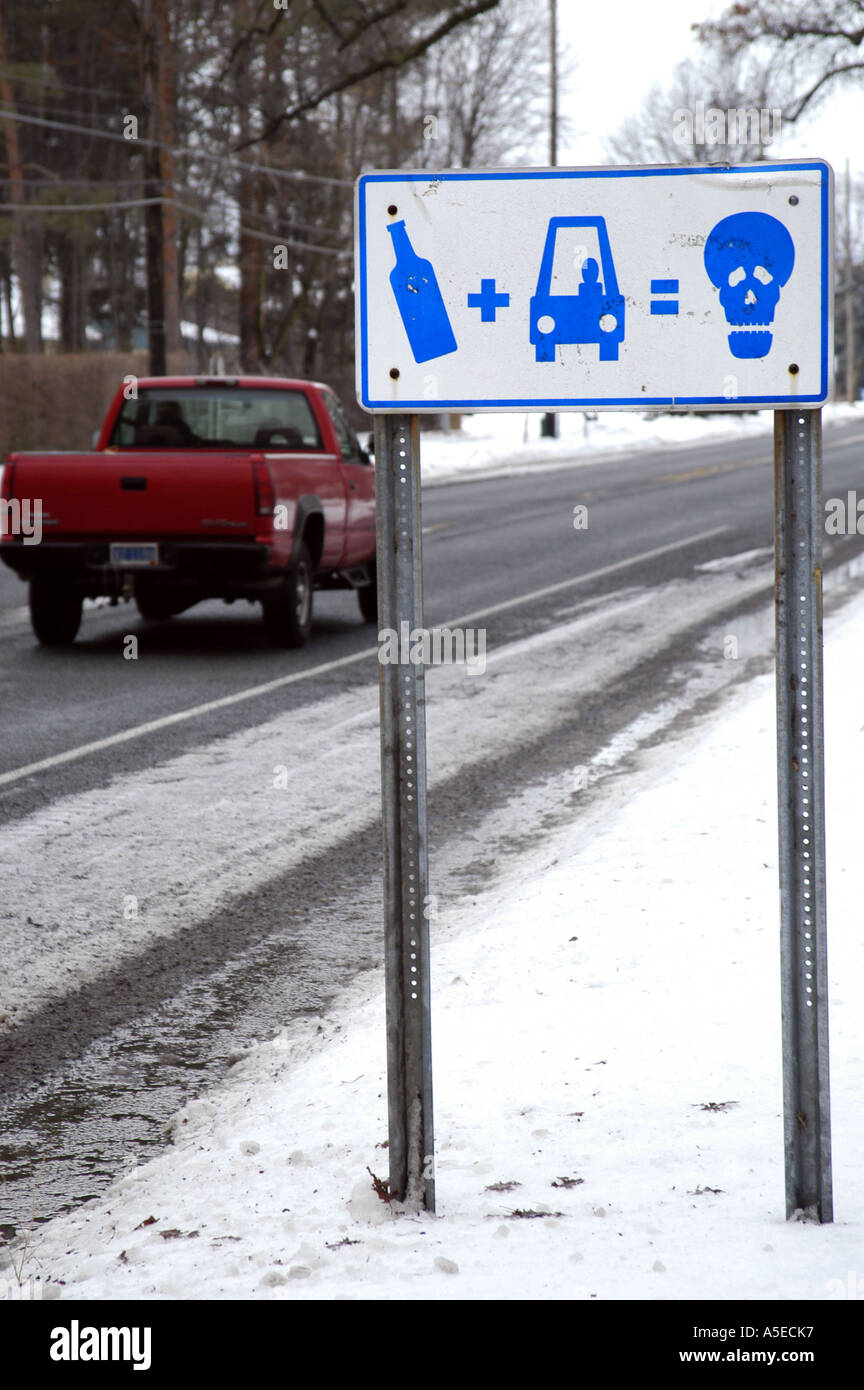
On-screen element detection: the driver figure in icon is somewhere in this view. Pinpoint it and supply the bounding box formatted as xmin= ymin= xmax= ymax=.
xmin=576 ymin=257 xmax=603 ymax=312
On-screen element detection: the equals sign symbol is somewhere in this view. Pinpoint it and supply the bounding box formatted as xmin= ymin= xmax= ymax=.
xmin=650 ymin=279 xmax=679 ymax=315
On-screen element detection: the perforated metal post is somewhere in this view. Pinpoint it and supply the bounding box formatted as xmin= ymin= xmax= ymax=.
xmin=774 ymin=408 xmax=832 ymax=1222
xmin=374 ymin=413 xmax=435 ymax=1211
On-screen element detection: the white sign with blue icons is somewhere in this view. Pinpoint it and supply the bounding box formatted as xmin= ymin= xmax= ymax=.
xmin=354 ymin=161 xmax=833 ymax=412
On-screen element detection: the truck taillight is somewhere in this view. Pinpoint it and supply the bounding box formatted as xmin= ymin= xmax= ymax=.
xmin=253 ymin=460 xmax=275 ymax=515
xmin=0 ymin=460 xmax=15 ymax=539
xmin=1 ymin=459 xmax=15 ymax=502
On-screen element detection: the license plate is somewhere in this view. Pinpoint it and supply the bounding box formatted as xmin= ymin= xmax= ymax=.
xmin=110 ymin=542 xmax=159 ymax=567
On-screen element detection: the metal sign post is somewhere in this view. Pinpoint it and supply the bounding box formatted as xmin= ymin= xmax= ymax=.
xmin=356 ymin=159 xmax=835 ymax=1222
xmin=374 ymin=413 xmax=435 ymax=1211
xmin=774 ymin=408 xmax=832 ymax=1221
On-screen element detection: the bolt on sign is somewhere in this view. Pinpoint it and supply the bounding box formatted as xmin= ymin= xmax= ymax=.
xmin=355 ymin=160 xmax=833 ymax=412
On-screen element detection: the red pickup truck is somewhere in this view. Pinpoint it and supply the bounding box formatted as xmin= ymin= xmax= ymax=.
xmin=0 ymin=375 xmax=377 ymax=647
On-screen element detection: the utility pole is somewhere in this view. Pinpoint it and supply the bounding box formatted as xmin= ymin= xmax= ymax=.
xmin=845 ymin=160 xmax=857 ymax=404
xmin=541 ymin=0 xmax=558 ymax=439
xmin=155 ymin=0 xmax=180 ymax=356
xmin=141 ymin=0 xmax=166 ymax=375
xmin=549 ymin=0 xmax=558 ymax=170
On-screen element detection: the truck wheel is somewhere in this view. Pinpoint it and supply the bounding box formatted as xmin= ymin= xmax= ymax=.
xmin=30 ymin=578 xmax=82 ymax=646
xmin=262 ymin=542 xmax=313 ymax=648
xmin=357 ymin=562 xmax=378 ymax=624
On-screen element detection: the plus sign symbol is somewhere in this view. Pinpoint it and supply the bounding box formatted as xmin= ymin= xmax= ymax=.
xmin=467 ymin=278 xmax=510 ymax=323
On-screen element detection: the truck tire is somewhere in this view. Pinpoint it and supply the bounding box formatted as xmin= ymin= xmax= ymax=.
xmin=262 ymin=542 xmax=313 ymax=648
xmin=357 ymin=562 xmax=378 ymax=624
xmin=30 ymin=577 xmax=82 ymax=646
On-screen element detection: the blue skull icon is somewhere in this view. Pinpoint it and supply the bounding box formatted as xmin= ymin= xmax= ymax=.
xmin=704 ymin=212 xmax=795 ymax=359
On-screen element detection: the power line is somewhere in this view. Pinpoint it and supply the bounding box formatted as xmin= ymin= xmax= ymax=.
xmin=170 ymin=198 xmax=351 ymax=256
xmin=0 ymin=108 xmax=354 ymax=188
xmin=0 ymin=177 xmax=144 ymax=187
xmin=0 ymin=65 xmax=137 ymax=103
xmin=14 ymin=96 xmax=138 ymax=123
xmin=0 ymin=189 xmax=351 ymax=256
xmin=0 ymin=166 xmax=349 ymax=247
xmin=0 ymin=173 xmax=349 ymax=243
xmin=0 ymin=196 xmax=162 ymax=212
xmin=168 ymin=184 xmax=348 ymax=245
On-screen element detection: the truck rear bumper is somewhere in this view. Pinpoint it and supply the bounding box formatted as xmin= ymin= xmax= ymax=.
xmin=1 ymin=539 xmax=275 ymax=594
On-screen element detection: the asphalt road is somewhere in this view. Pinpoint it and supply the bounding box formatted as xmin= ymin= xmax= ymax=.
xmin=2 ymin=417 xmax=862 ymax=815
xmin=1 ymin=416 xmax=863 ymax=1235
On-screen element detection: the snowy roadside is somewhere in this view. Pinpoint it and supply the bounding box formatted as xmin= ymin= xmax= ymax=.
xmin=1 ymin=404 xmax=860 ymax=513
xmin=0 ymin=559 xmax=773 ymax=1030
xmin=415 ymin=400 xmax=864 ymax=485
xmin=9 ymin=584 xmax=864 ymax=1302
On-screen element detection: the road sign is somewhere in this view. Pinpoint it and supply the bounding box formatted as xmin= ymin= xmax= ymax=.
xmin=358 ymin=160 xmax=836 ymax=1221
xmin=355 ymin=160 xmax=833 ymax=411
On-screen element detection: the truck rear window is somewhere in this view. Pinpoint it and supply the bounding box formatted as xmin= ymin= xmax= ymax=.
xmin=110 ymin=388 xmax=324 ymax=450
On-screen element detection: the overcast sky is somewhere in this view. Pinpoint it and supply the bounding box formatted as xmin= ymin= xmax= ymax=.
xmin=555 ymin=0 xmax=861 ymax=175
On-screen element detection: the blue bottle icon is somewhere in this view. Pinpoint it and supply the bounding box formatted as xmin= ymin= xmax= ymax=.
xmin=387 ymin=220 xmax=457 ymax=363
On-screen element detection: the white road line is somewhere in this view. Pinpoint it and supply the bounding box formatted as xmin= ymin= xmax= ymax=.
xmin=0 ymin=525 xmax=727 ymax=788
xmin=0 ymin=647 xmax=377 ymax=788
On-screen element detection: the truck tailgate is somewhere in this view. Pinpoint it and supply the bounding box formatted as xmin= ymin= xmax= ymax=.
xmin=10 ymin=451 xmax=258 ymax=536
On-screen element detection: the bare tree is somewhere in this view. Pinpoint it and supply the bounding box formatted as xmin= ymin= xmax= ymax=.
xmin=837 ymin=162 xmax=864 ymax=401
xmin=232 ymin=0 xmax=504 ymax=152
xmin=695 ymin=0 xmax=864 ymax=123
xmin=0 ymin=0 xmax=42 ymax=350
xmin=407 ymin=0 xmax=552 ymax=168
xmin=0 ymin=0 xmax=514 ymax=384
xmin=693 ymin=1 xmax=863 ymax=402
xmin=607 ymin=51 xmax=780 ymax=166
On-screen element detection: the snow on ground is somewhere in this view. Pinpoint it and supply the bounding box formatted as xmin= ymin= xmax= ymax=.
xmin=8 ymin=583 xmax=864 ymax=1302
xmin=0 ymin=560 xmax=776 ymax=1028
xmin=417 ymin=400 xmax=864 ymax=485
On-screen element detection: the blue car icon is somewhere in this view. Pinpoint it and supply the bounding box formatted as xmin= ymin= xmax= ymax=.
xmin=530 ymin=216 xmax=625 ymax=362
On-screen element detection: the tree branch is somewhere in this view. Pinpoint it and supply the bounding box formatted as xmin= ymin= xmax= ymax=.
xmin=785 ymin=58 xmax=864 ymax=119
xmin=695 ymin=1 xmax=864 ymax=48
xmin=336 ymin=2 xmax=409 ymax=49
xmin=310 ymin=1 xmax=347 ymax=45
xmin=234 ymin=0 xmax=502 ymax=151
xmin=209 ymin=0 xmax=286 ymax=92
